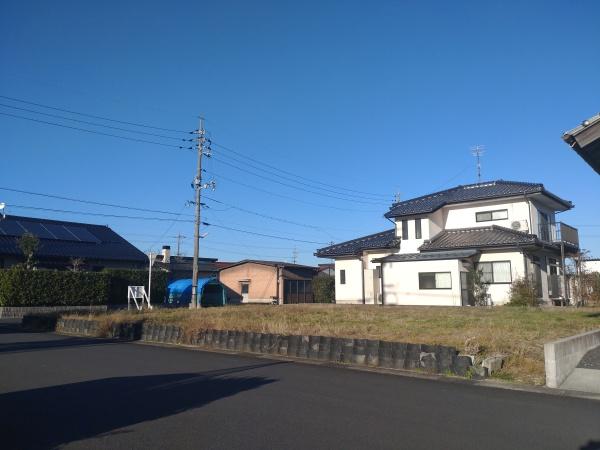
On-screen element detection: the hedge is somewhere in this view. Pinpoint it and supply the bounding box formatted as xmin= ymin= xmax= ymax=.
xmin=0 ymin=268 xmax=168 ymax=307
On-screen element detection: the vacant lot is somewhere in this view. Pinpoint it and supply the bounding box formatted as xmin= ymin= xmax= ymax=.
xmin=67 ymin=305 xmax=600 ymax=385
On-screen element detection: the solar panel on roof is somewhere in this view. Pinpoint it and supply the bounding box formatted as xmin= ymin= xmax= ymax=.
xmin=67 ymin=226 xmax=101 ymax=243
xmin=43 ymin=223 xmax=79 ymax=241
xmin=19 ymin=221 xmax=55 ymax=239
xmin=0 ymin=220 xmax=26 ymax=237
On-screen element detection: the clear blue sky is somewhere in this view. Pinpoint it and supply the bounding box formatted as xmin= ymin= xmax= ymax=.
xmin=1 ymin=0 xmax=599 ymax=265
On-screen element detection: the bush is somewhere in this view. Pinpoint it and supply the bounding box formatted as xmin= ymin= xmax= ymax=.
xmin=0 ymin=268 xmax=110 ymax=306
xmin=507 ymin=277 xmax=539 ymax=307
xmin=0 ymin=268 xmax=168 ymax=307
xmin=313 ymin=275 xmax=335 ymax=303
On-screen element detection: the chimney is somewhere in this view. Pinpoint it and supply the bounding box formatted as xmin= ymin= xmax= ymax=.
xmin=162 ymin=245 xmax=171 ymax=264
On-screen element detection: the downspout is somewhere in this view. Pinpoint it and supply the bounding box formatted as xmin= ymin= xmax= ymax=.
xmin=360 ymin=253 xmax=366 ymax=305
xmin=276 ymin=265 xmax=281 ymax=305
xmin=381 ymin=261 xmax=385 ymax=306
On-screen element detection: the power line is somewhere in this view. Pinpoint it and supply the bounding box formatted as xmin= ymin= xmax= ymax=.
xmin=202 ymin=222 xmax=328 ymax=245
xmin=0 ymin=112 xmax=194 ymax=150
xmin=212 ymin=141 xmax=390 ymax=199
xmin=205 ymin=169 xmax=380 ymax=213
xmin=211 ymin=155 xmax=388 ymax=205
xmin=0 ymin=94 xmax=189 ymax=134
xmin=212 ymin=147 xmax=390 ymax=202
xmin=7 ymin=204 xmax=329 ymax=245
xmin=0 ymin=186 xmax=192 ymax=217
xmin=0 ymin=103 xmax=193 ymax=142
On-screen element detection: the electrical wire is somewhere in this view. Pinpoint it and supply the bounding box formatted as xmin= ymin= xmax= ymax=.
xmin=212 ymin=141 xmax=390 ymax=199
xmin=0 ymin=94 xmax=189 ymax=134
xmin=0 ymin=186 xmax=193 ymax=217
xmin=202 ymin=222 xmax=327 ymax=245
xmin=211 ymin=155 xmax=388 ymax=205
xmin=0 ymin=103 xmax=193 ymax=142
xmin=0 ymin=112 xmax=194 ymax=150
xmin=205 ymin=169 xmax=381 ymax=213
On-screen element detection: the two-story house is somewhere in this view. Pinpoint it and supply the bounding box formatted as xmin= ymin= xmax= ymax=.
xmin=315 ymin=180 xmax=579 ymax=306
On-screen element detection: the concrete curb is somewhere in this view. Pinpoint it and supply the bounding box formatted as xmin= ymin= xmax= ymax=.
xmin=42 ymin=317 xmax=477 ymax=377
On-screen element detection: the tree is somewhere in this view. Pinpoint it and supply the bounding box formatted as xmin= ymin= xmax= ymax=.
xmin=507 ymin=277 xmax=539 ymax=306
xmin=313 ymin=275 xmax=335 ymax=303
xmin=69 ymin=257 xmax=85 ymax=272
xmin=468 ymin=268 xmax=489 ymax=306
xmin=18 ymin=233 xmax=39 ymax=270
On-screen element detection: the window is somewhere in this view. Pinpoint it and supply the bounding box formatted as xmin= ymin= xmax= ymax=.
xmin=419 ymin=272 xmax=452 ymax=289
xmin=340 ymin=269 xmax=346 ymax=285
xmin=240 ymin=282 xmax=249 ymax=294
xmin=475 ymin=209 xmax=508 ymax=222
xmin=376 ymin=265 xmax=382 ymax=279
xmin=401 ymin=220 xmax=409 ymax=240
xmin=415 ymin=219 xmax=422 ymax=239
xmin=478 ymin=261 xmax=512 ymax=283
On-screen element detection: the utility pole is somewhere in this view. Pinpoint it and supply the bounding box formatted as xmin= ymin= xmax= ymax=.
xmin=175 ymin=233 xmax=186 ymax=256
xmin=292 ymin=247 xmax=298 ymax=264
xmin=190 ymin=117 xmax=205 ymax=310
xmin=471 ymin=145 xmax=485 ymax=183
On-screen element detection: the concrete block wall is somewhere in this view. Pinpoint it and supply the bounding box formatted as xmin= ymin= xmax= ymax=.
xmin=544 ymin=329 xmax=600 ymax=388
xmin=48 ymin=318 xmax=477 ymax=377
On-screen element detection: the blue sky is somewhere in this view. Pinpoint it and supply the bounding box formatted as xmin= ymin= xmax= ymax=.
xmin=1 ymin=0 xmax=599 ymax=264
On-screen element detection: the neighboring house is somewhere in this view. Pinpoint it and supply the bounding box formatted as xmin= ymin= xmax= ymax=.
xmin=154 ymin=245 xmax=220 ymax=280
xmin=218 ymin=260 xmax=319 ymax=304
xmin=317 ymin=263 xmax=335 ymax=277
xmin=584 ymin=259 xmax=600 ymax=274
xmin=0 ymin=214 xmax=147 ymax=270
xmin=563 ymin=113 xmax=600 ymax=175
xmin=316 ymin=180 xmax=580 ymax=306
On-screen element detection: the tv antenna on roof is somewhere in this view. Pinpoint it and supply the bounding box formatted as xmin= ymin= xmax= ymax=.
xmin=471 ymin=145 xmax=485 ymax=183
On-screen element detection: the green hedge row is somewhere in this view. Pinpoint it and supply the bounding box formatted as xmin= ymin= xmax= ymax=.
xmin=0 ymin=268 xmax=168 ymax=307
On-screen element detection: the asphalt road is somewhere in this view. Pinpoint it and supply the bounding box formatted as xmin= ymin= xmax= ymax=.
xmin=1 ymin=320 xmax=599 ymax=450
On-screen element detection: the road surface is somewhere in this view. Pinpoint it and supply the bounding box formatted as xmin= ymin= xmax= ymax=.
xmin=1 ymin=319 xmax=599 ymax=450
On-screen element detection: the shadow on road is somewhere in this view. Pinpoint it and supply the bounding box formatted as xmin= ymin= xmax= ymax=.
xmin=0 ymin=336 xmax=121 ymax=354
xmin=1 ymin=365 xmax=278 ymax=449
xmin=580 ymin=441 xmax=600 ymax=450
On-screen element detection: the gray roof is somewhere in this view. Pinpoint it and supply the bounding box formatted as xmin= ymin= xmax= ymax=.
xmin=315 ymin=229 xmax=399 ymax=258
xmin=220 ymin=259 xmax=319 ymax=271
xmin=562 ymin=113 xmax=600 ymax=175
xmin=385 ymin=180 xmax=573 ymax=219
xmin=419 ymin=225 xmax=539 ymax=251
xmin=374 ymin=249 xmax=479 ymax=263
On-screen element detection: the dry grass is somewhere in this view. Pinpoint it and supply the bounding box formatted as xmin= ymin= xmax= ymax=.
xmin=65 ymin=305 xmax=600 ymax=385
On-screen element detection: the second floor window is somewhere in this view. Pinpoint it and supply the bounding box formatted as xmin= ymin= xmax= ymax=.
xmin=476 ymin=209 xmax=508 ymax=222
xmin=402 ymin=220 xmax=409 ymax=239
xmin=340 ymin=269 xmax=346 ymax=285
xmin=415 ymin=219 xmax=422 ymax=239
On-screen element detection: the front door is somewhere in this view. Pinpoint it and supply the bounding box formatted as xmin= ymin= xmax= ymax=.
xmin=240 ymin=282 xmax=249 ymax=302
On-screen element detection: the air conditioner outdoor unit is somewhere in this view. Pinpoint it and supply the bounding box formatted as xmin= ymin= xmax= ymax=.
xmin=510 ymin=220 xmax=529 ymax=232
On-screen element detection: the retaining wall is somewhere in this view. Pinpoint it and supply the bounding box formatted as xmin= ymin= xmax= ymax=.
xmin=0 ymin=305 xmax=107 ymax=319
xmin=544 ymin=329 xmax=600 ymax=388
xmin=47 ymin=317 xmax=476 ymax=377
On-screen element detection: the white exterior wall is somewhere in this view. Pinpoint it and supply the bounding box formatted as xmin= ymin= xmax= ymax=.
xmin=584 ymin=260 xmax=600 ymax=274
xmin=382 ymin=259 xmax=463 ymax=306
xmin=395 ymin=216 xmax=434 ymax=254
xmin=334 ymin=258 xmax=363 ymax=304
xmin=363 ymin=250 xmax=394 ymax=304
xmin=476 ymin=251 xmax=526 ymax=305
xmin=443 ymin=199 xmax=531 ymax=232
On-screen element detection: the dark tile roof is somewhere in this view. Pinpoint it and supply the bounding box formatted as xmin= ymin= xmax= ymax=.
xmin=419 ymin=225 xmax=540 ymax=252
xmin=374 ymin=249 xmax=479 ymax=262
xmin=385 ymin=180 xmax=573 ymax=219
xmin=563 ymin=113 xmax=600 ymax=175
xmin=315 ymin=229 xmax=399 ymax=258
xmin=0 ymin=215 xmax=147 ymax=263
